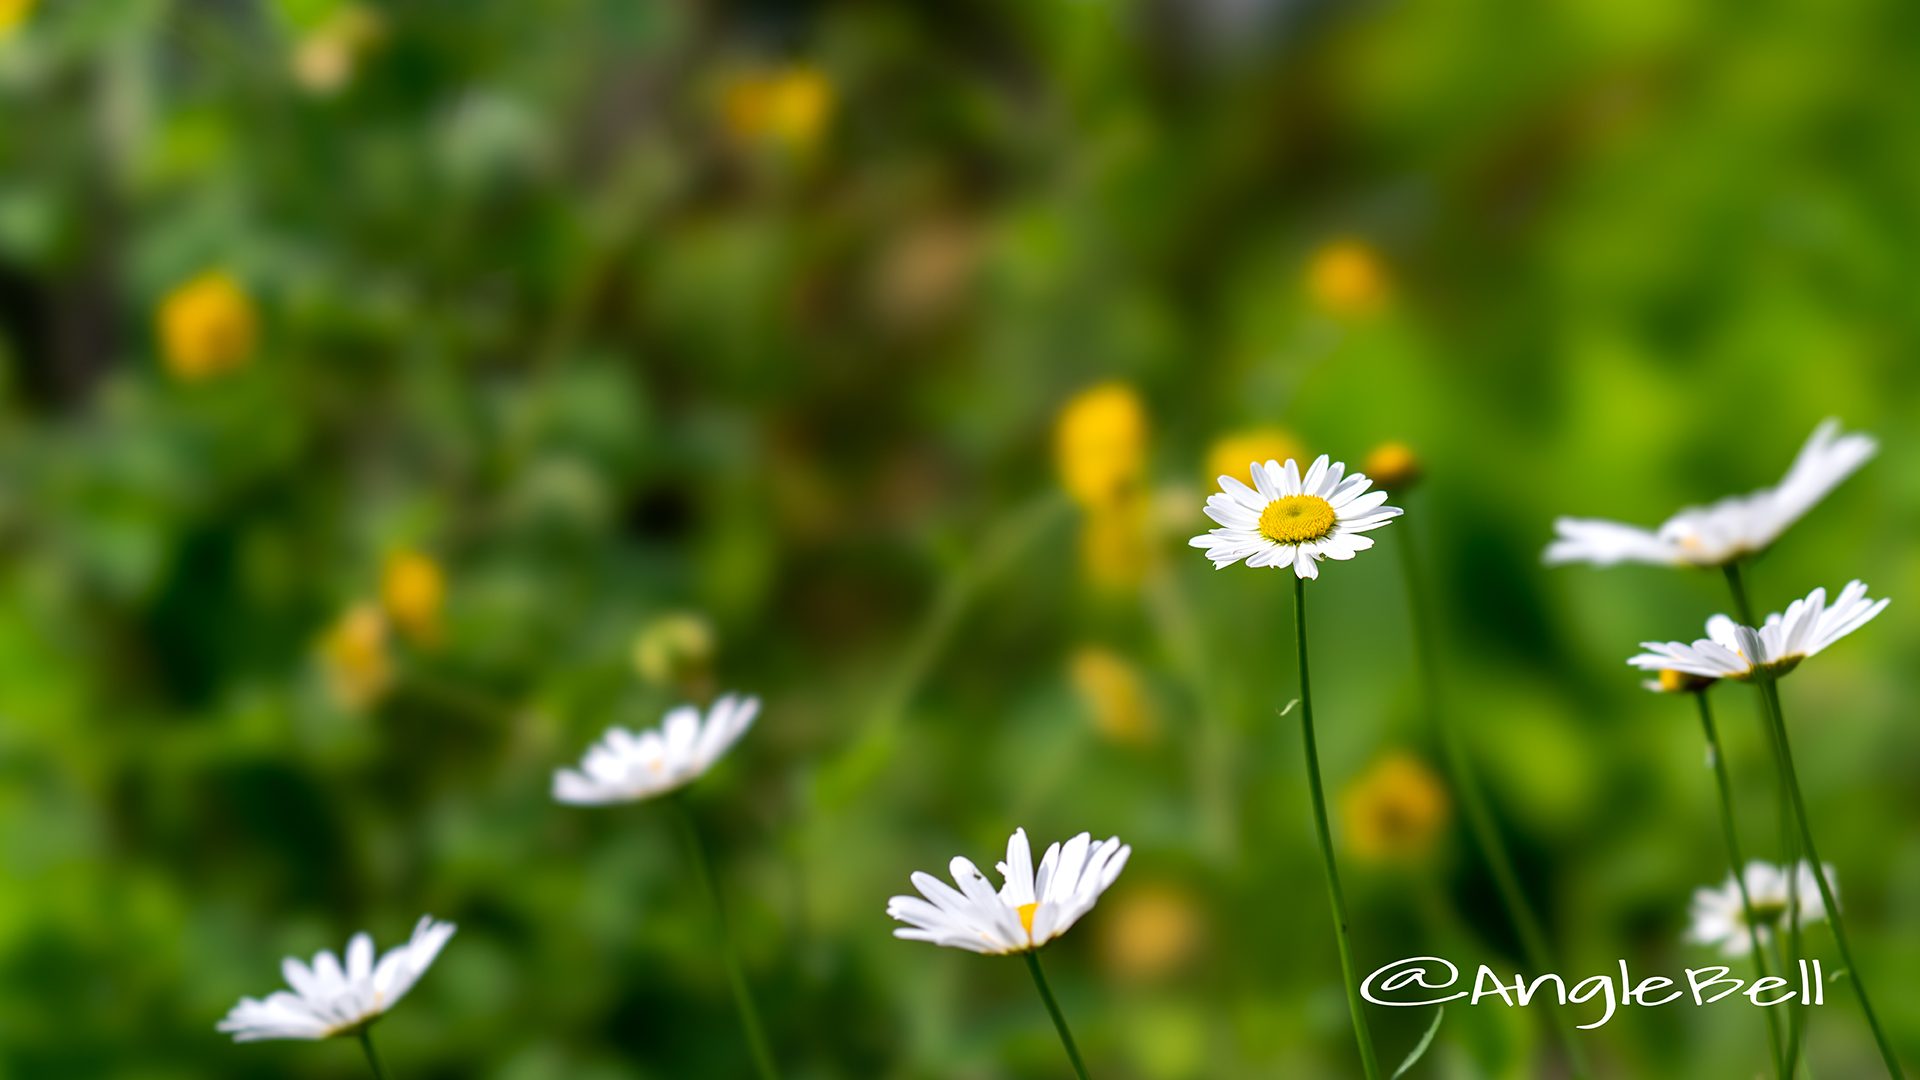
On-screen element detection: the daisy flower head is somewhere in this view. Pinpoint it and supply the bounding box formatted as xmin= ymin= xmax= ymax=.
xmin=1628 ymin=581 xmax=1889 ymax=682
xmin=1687 ymin=861 xmax=1835 ymax=957
xmin=1547 ymin=419 xmax=1876 ymax=568
xmin=218 ymin=916 xmax=455 ymax=1041
xmin=1190 ymin=454 xmax=1402 ymax=579
xmin=887 ymin=828 xmax=1131 ymax=954
xmin=553 ymin=693 xmax=759 ymax=805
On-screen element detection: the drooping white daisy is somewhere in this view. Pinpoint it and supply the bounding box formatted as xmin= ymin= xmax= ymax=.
xmin=887 ymin=828 xmax=1131 ymax=954
xmin=218 ymin=916 xmax=456 ymax=1041
xmin=553 ymin=693 xmax=759 ymax=805
xmin=1628 ymin=581 xmax=1889 ymax=682
xmin=1189 ymin=454 xmax=1402 ymax=579
xmin=1687 ymin=861 xmax=1835 ymax=957
xmin=1546 ymin=419 xmax=1876 ymax=568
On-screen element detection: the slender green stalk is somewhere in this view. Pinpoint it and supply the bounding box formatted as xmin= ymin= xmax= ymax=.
xmin=1724 ymin=561 xmax=1808 ymax=1070
xmin=1292 ymin=577 xmax=1383 ymax=1080
xmin=1694 ymin=690 xmax=1787 ymax=1079
xmin=1023 ymin=950 xmax=1092 ymax=1080
xmin=1395 ymin=518 xmax=1590 ymax=1077
xmin=357 ymin=1026 xmax=389 ymax=1080
xmin=1755 ymin=676 xmax=1905 ymax=1078
xmin=669 ymin=798 xmax=780 ymax=1080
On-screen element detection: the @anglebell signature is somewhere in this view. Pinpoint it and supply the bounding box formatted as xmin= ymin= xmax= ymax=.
xmin=1362 ymin=956 xmax=1830 ymax=1030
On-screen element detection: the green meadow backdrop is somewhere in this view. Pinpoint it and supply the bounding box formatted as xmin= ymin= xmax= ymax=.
xmin=3 ymin=1 xmax=1919 ymax=1076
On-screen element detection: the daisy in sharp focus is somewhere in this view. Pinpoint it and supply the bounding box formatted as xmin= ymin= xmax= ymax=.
xmin=1688 ymin=861 xmax=1835 ymax=957
xmin=1628 ymin=581 xmax=1889 ymax=682
xmin=552 ymin=693 xmax=759 ymax=804
xmin=1546 ymin=419 xmax=1876 ymax=568
xmin=888 ymin=828 xmax=1131 ymax=955
xmin=1190 ymin=455 xmax=1402 ymax=579
xmin=889 ymin=829 xmax=1129 ymax=1078
xmin=219 ymin=916 xmax=454 ymax=1073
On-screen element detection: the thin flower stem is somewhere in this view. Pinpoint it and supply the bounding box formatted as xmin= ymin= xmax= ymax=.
xmin=357 ymin=1026 xmax=390 ymax=1080
xmin=1395 ymin=518 xmax=1591 ymax=1077
xmin=1023 ymin=950 xmax=1092 ymax=1080
xmin=1695 ymin=690 xmax=1788 ymax=1079
xmin=1756 ymin=677 xmax=1905 ymax=1078
xmin=1292 ymin=577 xmax=1383 ymax=1080
xmin=1724 ymin=560 xmax=1808 ymax=1070
xmin=669 ymin=798 xmax=781 ymax=1080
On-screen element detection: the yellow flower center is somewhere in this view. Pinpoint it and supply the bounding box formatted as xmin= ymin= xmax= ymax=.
xmin=1017 ymin=901 xmax=1040 ymax=940
xmin=1258 ymin=495 xmax=1337 ymax=544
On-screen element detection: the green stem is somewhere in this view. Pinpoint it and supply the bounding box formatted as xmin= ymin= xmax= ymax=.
xmin=1724 ymin=561 xmax=1808 ymax=1073
xmin=1292 ymin=577 xmax=1383 ymax=1080
xmin=357 ymin=1026 xmax=390 ymax=1080
xmin=1024 ymin=950 xmax=1092 ymax=1080
xmin=670 ymin=798 xmax=780 ymax=1080
xmin=1396 ymin=517 xmax=1590 ymax=1077
xmin=1756 ymin=677 xmax=1904 ymax=1078
xmin=1695 ymin=690 xmax=1788 ymax=1079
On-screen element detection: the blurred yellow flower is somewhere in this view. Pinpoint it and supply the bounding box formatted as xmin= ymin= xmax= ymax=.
xmin=1363 ymin=441 xmax=1422 ymax=491
xmin=381 ymin=549 xmax=445 ymax=648
xmin=1098 ymin=882 xmax=1203 ymax=983
xmin=157 ymin=272 xmax=257 ymax=382
xmin=291 ymin=5 xmax=385 ymax=95
xmin=1068 ymin=645 xmax=1156 ymax=745
xmin=1077 ymin=496 xmax=1153 ymax=592
xmin=1340 ymin=752 xmax=1451 ymax=865
xmin=723 ymin=65 xmax=833 ymax=150
xmin=1203 ymin=426 xmax=1304 ymax=487
xmin=1306 ymin=238 xmax=1389 ymax=317
xmin=1056 ymin=382 xmax=1148 ymax=509
xmin=0 ymin=0 xmax=35 ymax=39
xmin=632 ymin=611 xmax=717 ymax=690
xmin=319 ymin=602 xmax=393 ymax=711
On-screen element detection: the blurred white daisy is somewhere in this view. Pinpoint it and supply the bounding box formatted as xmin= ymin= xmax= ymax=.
xmin=553 ymin=693 xmax=759 ymax=805
xmin=1189 ymin=454 xmax=1402 ymax=579
xmin=1628 ymin=581 xmax=1889 ymax=682
xmin=1688 ymin=861 xmax=1835 ymax=957
xmin=1546 ymin=419 xmax=1875 ymax=568
xmin=887 ymin=828 xmax=1131 ymax=954
xmin=218 ymin=916 xmax=455 ymax=1041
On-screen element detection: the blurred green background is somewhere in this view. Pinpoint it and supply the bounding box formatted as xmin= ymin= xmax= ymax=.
xmin=4 ymin=0 xmax=1920 ymax=1076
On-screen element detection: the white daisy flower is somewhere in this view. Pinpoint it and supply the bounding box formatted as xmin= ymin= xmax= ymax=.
xmin=553 ymin=693 xmax=759 ymax=805
xmin=1687 ymin=861 xmax=1835 ymax=957
xmin=218 ymin=916 xmax=456 ymax=1041
xmin=1547 ymin=419 xmax=1876 ymax=568
xmin=887 ymin=828 xmax=1131 ymax=954
xmin=1189 ymin=454 xmax=1402 ymax=579
xmin=1628 ymin=581 xmax=1889 ymax=682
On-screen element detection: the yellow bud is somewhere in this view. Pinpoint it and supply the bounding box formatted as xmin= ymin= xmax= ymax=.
xmin=380 ymin=549 xmax=446 ymax=648
xmin=0 ymin=0 xmax=37 ymax=39
xmin=1068 ymin=646 xmax=1156 ymax=745
xmin=1306 ymin=239 xmax=1389 ymax=318
xmin=1340 ymin=752 xmax=1451 ymax=865
xmin=319 ymin=602 xmax=392 ymax=711
xmin=1362 ymin=441 xmax=1422 ymax=491
xmin=1055 ymin=382 xmax=1148 ymax=509
xmin=632 ymin=611 xmax=717 ymax=690
xmin=157 ymin=272 xmax=257 ymax=382
xmin=723 ymin=65 xmax=833 ymax=150
xmin=1204 ymin=426 xmax=1305 ymax=488
xmin=1098 ymin=883 xmax=1203 ymax=983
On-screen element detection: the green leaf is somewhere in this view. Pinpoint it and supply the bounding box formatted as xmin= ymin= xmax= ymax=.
xmin=1390 ymin=1006 xmax=1445 ymax=1079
